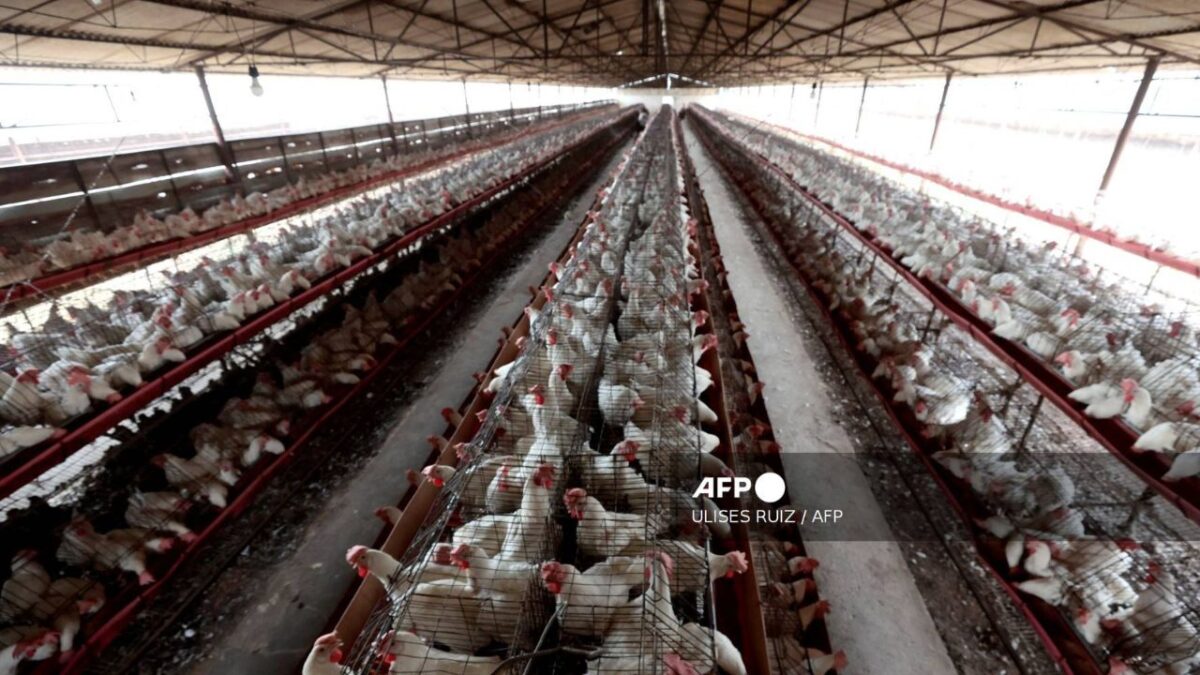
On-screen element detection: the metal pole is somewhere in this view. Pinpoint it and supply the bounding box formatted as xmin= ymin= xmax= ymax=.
xmin=929 ymin=71 xmax=953 ymax=152
xmin=193 ymin=65 xmax=239 ymax=184
xmin=813 ymin=81 xmax=823 ymax=127
xmin=854 ymin=76 xmax=869 ymax=137
xmin=69 ymin=161 xmax=102 ymax=229
xmin=159 ymin=149 xmax=185 ymax=209
xmin=1098 ymin=56 xmax=1160 ymax=195
xmin=508 ymin=80 xmax=516 ymax=124
xmin=380 ymin=75 xmax=400 ymax=155
xmin=461 ymin=79 xmax=474 ymax=137
xmin=787 ymin=82 xmax=796 ymax=121
xmin=317 ymin=132 xmax=330 ymax=167
xmin=275 ymin=137 xmax=293 ymax=183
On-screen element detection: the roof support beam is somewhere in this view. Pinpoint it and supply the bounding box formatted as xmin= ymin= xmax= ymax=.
xmin=837 ymin=0 xmax=1097 ymax=61
xmin=889 ymin=4 xmax=928 ymax=56
xmin=193 ymin=64 xmax=237 ymax=183
xmin=499 ymin=0 xmax=635 ymax=80
xmin=929 ymin=71 xmax=952 ymax=151
xmin=679 ymin=0 xmax=721 ymax=75
xmin=693 ymin=0 xmax=806 ymax=76
xmin=854 ymin=76 xmax=868 ymax=136
xmin=774 ymin=0 xmax=917 ymax=54
xmin=749 ymin=0 xmax=817 ymax=57
xmin=974 ymin=0 xmax=1200 ymax=66
xmin=1098 ymin=55 xmax=1158 ymax=194
xmin=932 ymin=0 xmax=949 ymax=55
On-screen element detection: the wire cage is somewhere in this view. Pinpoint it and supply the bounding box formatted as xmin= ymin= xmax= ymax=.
xmin=708 ymin=108 xmax=1200 ymax=446
xmin=693 ymin=106 xmax=1200 ymax=675
xmin=0 ymin=115 xmax=632 ymax=675
xmin=0 ymin=103 xmax=617 ymax=298
xmin=0 ymin=112 xmax=623 ymax=492
xmin=334 ymin=108 xmax=742 ymax=675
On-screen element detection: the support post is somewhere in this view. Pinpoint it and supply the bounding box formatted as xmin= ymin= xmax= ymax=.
xmin=929 ymin=71 xmax=953 ymax=152
xmin=508 ymin=80 xmax=516 ymax=124
xmin=159 ymin=149 xmax=184 ymax=209
xmin=813 ymin=81 xmax=823 ymax=127
xmin=275 ymin=138 xmax=294 ymax=183
xmin=1098 ymin=56 xmax=1159 ymax=196
xmin=787 ymin=82 xmax=797 ymax=121
xmin=461 ymin=79 xmax=474 ymax=137
xmin=68 ymin=161 xmax=102 ymax=229
xmin=380 ymin=75 xmax=400 ymax=155
xmin=316 ymin=132 xmax=330 ymax=167
xmin=854 ymin=76 xmax=869 ymax=137
xmin=193 ymin=65 xmax=239 ymax=184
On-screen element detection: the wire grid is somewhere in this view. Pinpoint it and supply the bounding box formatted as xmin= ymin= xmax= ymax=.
xmin=746 ymin=534 xmax=830 ymax=675
xmin=337 ymin=117 xmax=659 ymax=675
xmin=681 ymin=141 xmax=833 ymax=675
xmin=562 ymin=108 xmax=716 ymax=675
xmin=0 ymin=111 xmax=621 ymax=483
xmin=710 ymin=109 xmax=1200 ymax=441
xmin=0 ymin=140 xmax=608 ymax=673
xmin=339 ymin=109 xmax=727 ymax=675
xmin=695 ymin=107 xmax=1200 ymax=675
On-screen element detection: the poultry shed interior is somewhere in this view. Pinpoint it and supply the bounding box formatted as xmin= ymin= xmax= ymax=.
xmin=1 ymin=1 xmax=1199 ymax=674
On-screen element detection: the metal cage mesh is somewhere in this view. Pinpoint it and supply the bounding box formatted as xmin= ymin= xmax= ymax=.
xmin=694 ymin=106 xmax=1200 ymax=675
xmin=337 ymin=108 xmax=740 ymax=675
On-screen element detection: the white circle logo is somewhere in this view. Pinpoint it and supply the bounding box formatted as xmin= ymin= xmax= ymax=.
xmin=754 ymin=472 xmax=785 ymax=503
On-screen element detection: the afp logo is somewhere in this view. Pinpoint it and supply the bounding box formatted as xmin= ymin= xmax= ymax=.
xmin=693 ymin=472 xmax=786 ymax=503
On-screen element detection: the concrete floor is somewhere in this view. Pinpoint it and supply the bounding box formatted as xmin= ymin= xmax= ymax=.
xmin=683 ymin=125 xmax=959 ymax=675
xmin=168 ymin=147 xmax=629 ymax=675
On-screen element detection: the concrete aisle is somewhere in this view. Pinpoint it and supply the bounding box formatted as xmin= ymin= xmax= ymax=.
xmin=177 ymin=146 xmax=629 ymax=675
xmin=683 ymin=125 xmax=958 ymax=675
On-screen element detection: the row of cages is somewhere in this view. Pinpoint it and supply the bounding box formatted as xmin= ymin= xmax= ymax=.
xmin=0 ymin=108 xmax=641 ymax=675
xmin=694 ymin=106 xmax=1200 ymax=530
xmin=675 ymin=111 xmax=844 ymax=675
xmin=326 ymin=108 xmax=809 ymax=675
xmin=0 ymin=109 xmax=634 ymax=507
xmin=741 ymin=118 xmax=1200 ymax=279
xmin=691 ymin=107 xmax=1200 ymax=675
xmin=0 ymin=105 xmax=621 ymax=311
xmin=701 ymin=107 xmax=1200 ymax=449
xmin=0 ymin=102 xmax=615 ymax=252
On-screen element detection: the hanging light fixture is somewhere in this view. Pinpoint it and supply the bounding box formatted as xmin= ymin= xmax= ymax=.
xmin=248 ymin=64 xmax=264 ymax=97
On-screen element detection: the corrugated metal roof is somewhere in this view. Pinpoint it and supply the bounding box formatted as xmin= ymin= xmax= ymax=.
xmin=1 ymin=0 xmax=1197 ymax=85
